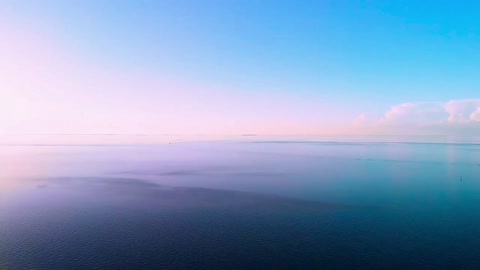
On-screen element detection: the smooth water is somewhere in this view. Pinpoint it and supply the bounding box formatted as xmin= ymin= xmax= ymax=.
xmin=1 ymin=141 xmax=480 ymax=269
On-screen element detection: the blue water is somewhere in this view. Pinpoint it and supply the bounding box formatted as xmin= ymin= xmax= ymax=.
xmin=1 ymin=141 xmax=480 ymax=269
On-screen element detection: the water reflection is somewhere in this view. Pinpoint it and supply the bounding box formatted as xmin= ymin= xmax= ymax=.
xmin=35 ymin=176 xmax=358 ymax=211
xmin=2 ymin=141 xmax=480 ymax=269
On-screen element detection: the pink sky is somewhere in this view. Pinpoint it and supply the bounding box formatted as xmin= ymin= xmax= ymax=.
xmin=1 ymin=16 xmax=479 ymax=143
xmin=0 ymin=20 xmax=353 ymax=138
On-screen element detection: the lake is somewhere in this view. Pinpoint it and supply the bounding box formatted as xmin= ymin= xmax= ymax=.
xmin=1 ymin=140 xmax=480 ymax=269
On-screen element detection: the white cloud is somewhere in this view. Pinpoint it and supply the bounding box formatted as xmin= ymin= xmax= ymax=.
xmin=356 ymin=99 xmax=480 ymax=134
xmin=471 ymin=108 xmax=480 ymax=122
xmin=445 ymin=100 xmax=480 ymax=123
xmin=382 ymin=102 xmax=447 ymax=127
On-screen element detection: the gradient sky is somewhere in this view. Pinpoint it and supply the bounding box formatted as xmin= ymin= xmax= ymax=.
xmin=1 ymin=1 xmax=480 ymax=137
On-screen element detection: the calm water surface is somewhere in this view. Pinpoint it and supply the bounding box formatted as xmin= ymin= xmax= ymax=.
xmin=1 ymin=141 xmax=480 ymax=269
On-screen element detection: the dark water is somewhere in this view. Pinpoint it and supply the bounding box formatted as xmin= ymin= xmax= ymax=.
xmin=1 ymin=141 xmax=480 ymax=269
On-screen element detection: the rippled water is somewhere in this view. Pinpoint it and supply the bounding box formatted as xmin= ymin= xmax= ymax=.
xmin=1 ymin=141 xmax=480 ymax=269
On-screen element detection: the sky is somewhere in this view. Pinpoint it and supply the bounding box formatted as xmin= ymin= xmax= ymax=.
xmin=1 ymin=0 xmax=480 ymax=139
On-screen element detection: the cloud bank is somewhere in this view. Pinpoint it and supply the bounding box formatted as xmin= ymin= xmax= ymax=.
xmin=356 ymin=99 xmax=480 ymax=135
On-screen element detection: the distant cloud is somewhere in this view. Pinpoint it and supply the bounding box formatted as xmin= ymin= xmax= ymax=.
xmin=471 ymin=108 xmax=480 ymax=122
xmin=353 ymin=113 xmax=368 ymax=128
xmin=382 ymin=102 xmax=447 ymax=127
xmin=445 ymin=100 xmax=480 ymax=123
xmin=355 ymin=99 xmax=480 ymax=135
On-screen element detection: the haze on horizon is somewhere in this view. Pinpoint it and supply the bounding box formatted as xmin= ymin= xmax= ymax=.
xmin=1 ymin=1 xmax=480 ymax=140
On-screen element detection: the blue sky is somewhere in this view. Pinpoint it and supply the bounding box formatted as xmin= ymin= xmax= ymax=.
xmin=1 ymin=1 xmax=480 ymax=136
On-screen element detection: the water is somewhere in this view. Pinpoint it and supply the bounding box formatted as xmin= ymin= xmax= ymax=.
xmin=1 ymin=141 xmax=480 ymax=269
